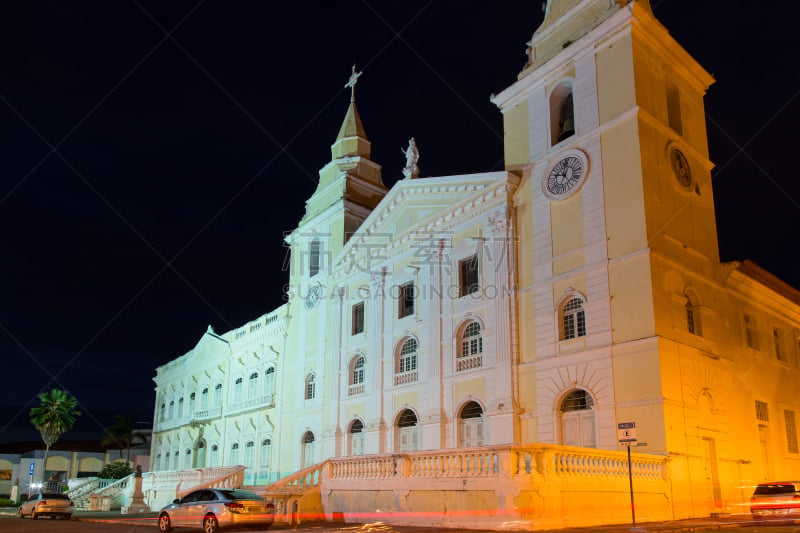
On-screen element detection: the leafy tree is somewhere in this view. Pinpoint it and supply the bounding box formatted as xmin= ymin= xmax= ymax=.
xmin=97 ymin=461 xmax=133 ymax=480
xmin=101 ymin=415 xmax=148 ymax=462
xmin=29 ymin=389 xmax=81 ymax=480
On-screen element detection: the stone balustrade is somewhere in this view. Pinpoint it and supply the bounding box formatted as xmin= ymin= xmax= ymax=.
xmin=347 ymin=383 xmax=365 ymax=396
xmin=224 ymin=393 xmax=275 ymax=415
xmin=322 ymin=443 xmax=672 ymax=529
xmin=191 ymin=406 xmax=222 ymax=421
xmin=393 ymin=370 xmax=418 ymax=385
xmin=456 ymin=353 xmax=482 ymax=371
xmin=140 ymin=465 xmax=245 ymax=511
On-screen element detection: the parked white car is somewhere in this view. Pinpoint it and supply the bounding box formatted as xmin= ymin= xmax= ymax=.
xmin=751 ymin=481 xmax=800 ymax=523
xmin=18 ymin=492 xmax=75 ymax=520
xmin=157 ymin=488 xmax=274 ymax=532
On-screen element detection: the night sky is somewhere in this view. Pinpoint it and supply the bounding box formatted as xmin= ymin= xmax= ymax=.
xmin=1 ymin=1 xmax=798 ymax=444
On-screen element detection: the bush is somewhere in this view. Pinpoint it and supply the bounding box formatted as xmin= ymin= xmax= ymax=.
xmin=97 ymin=462 xmax=133 ymax=480
xmin=0 ymin=497 xmax=14 ymax=507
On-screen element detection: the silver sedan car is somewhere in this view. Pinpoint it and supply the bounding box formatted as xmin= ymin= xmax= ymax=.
xmin=157 ymin=488 xmax=274 ymax=532
xmin=18 ymin=492 xmax=74 ymax=519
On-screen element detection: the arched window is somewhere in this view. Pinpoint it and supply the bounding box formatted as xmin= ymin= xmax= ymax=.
xmin=177 ymin=397 xmax=184 ymax=418
xmin=305 ymin=373 xmax=316 ymax=400
xmin=457 ymin=320 xmax=483 ymax=371
xmin=195 ymin=441 xmax=206 ymax=468
xmin=159 ymin=403 xmax=166 ymax=422
xmin=214 ymin=383 xmax=222 ymax=407
xmin=396 ymin=409 xmax=419 ymax=452
xmin=156 ymin=453 xmax=162 ymax=471
xmin=559 ymin=389 xmax=596 ymax=448
xmin=183 ymin=448 xmax=192 ymax=470
xmin=260 ymin=439 xmax=271 ymax=468
xmin=234 ymin=377 xmax=243 ymax=402
xmin=349 ymin=355 xmax=365 ymax=396
xmin=264 ymin=367 xmax=276 ymax=396
xmin=210 ymin=444 xmax=219 ymax=466
xmin=302 ymin=431 xmax=315 ymax=468
xmin=230 ymin=443 xmax=240 ymax=465
xmin=686 ymin=296 xmax=701 ymax=336
xmin=168 ymin=400 xmax=174 ymax=419
xmin=559 ymin=296 xmax=586 ymax=340
xmin=395 ymin=338 xmax=418 ymax=385
xmin=172 ymin=450 xmax=179 ymax=470
xmin=244 ymin=441 xmax=255 ymax=468
xmin=550 ymin=80 xmax=575 ymax=145
xmin=349 ymin=419 xmax=364 ymax=456
xmin=201 ymin=387 xmax=209 ymax=409
xmin=189 ymin=392 xmax=196 ymax=413
xmin=459 ymin=401 xmax=484 ymax=447
xmin=248 ymin=372 xmax=259 ymax=399
xmin=309 ymin=238 xmax=321 ymax=277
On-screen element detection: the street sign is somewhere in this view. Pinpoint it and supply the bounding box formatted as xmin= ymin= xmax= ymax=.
xmin=617 ymin=421 xmax=637 ymax=444
xmin=28 ymin=462 xmax=34 ymax=476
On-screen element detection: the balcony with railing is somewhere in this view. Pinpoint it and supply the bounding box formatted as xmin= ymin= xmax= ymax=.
xmin=224 ymin=393 xmax=275 ymax=416
xmin=348 ymin=383 xmax=365 ymax=396
xmin=393 ymin=370 xmax=417 ymax=386
xmin=456 ymin=353 xmax=482 ymax=371
xmin=191 ymin=407 xmax=222 ymax=422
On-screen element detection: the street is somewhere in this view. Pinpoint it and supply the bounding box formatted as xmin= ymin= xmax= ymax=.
xmin=0 ymin=514 xmax=800 ymax=533
xmin=3 ymin=513 xmax=800 ymax=533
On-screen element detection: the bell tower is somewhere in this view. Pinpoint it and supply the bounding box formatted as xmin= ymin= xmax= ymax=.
xmin=493 ymin=0 xmax=717 ymax=453
xmin=287 ymin=66 xmax=387 ymax=288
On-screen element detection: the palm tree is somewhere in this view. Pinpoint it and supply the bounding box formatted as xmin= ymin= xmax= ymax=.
xmin=29 ymin=389 xmax=81 ymax=485
xmin=101 ymin=415 xmax=147 ymax=462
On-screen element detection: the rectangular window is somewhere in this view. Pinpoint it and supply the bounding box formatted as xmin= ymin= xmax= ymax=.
xmin=755 ymin=400 xmax=769 ymax=422
xmin=744 ymin=314 xmax=755 ymax=348
xmin=459 ymin=255 xmax=480 ymax=297
xmin=775 ymin=328 xmax=787 ymax=362
xmin=398 ymin=282 xmax=414 ymax=318
xmin=666 ymin=76 xmax=682 ymax=134
xmin=309 ymin=239 xmax=321 ymax=277
xmin=352 ymin=302 xmax=365 ymax=335
xmin=784 ymin=409 xmax=799 ymax=454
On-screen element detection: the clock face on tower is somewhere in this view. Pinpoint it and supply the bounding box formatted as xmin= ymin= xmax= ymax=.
xmin=542 ymin=149 xmax=589 ymax=200
xmin=304 ymin=283 xmax=323 ymax=311
xmin=669 ymin=147 xmax=692 ymax=188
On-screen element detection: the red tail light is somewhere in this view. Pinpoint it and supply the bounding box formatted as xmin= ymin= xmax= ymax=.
xmin=39 ymin=501 xmax=47 ymax=506
xmin=225 ymin=502 xmax=245 ymax=511
xmin=794 ymin=494 xmax=800 ymax=501
xmin=266 ymin=502 xmax=275 ymax=510
xmin=70 ymin=501 xmax=75 ymax=506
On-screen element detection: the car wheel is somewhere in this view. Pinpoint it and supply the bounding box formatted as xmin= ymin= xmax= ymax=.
xmin=31 ymin=512 xmax=38 ymax=520
xmin=203 ymin=514 xmax=219 ymax=533
xmin=158 ymin=513 xmax=173 ymax=532
xmin=18 ymin=508 xmax=24 ymax=519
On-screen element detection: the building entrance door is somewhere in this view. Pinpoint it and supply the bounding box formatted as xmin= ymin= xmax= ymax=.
xmin=701 ymin=437 xmax=722 ymax=512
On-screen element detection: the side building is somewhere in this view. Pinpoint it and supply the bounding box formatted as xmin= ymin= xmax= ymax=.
xmin=151 ymin=0 xmax=800 ymax=518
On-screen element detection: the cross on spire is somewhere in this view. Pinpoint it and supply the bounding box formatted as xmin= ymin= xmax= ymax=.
xmin=344 ymin=64 xmax=362 ymax=102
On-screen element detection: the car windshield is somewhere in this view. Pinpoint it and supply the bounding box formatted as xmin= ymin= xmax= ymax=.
xmin=38 ymin=493 xmax=70 ymax=500
xmin=216 ymin=489 xmax=263 ymax=501
xmin=754 ymin=484 xmax=797 ymax=495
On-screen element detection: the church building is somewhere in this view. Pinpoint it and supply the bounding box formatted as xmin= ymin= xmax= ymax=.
xmin=150 ymin=0 xmax=800 ymax=520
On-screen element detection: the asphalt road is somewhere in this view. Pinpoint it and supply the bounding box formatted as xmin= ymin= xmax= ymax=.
xmin=3 ymin=514 xmax=800 ymax=533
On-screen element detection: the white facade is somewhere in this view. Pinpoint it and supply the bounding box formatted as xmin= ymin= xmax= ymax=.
xmin=152 ymin=1 xmax=800 ymax=516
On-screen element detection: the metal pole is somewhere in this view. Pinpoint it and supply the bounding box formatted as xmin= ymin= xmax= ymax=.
xmin=628 ymin=444 xmax=636 ymax=526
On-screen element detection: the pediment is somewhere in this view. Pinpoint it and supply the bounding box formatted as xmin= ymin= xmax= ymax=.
xmin=336 ymin=171 xmax=512 ymax=271
xmin=189 ymin=329 xmax=231 ymax=364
